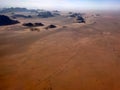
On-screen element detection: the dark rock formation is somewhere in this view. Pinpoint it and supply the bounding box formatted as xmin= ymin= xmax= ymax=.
xmin=28 ymin=15 xmax=32 ymax=18
xmin=12 ymin=14 xmax=32 ymax=19
xmin=69 ymin=13 xmax=85 ymax=17
xmin=52 ymin=10 xmax=60 ymax=16
xmin=23 ymin=22 xmax=44 ymax=27
xmin=0 ymin=15 xmax=19 ymax=26
xmin=69 ymin=13 xmax=81 ymax=17
xmin=34 ymin=23 xmax=44 ymax=26
xmin=96 ymin=14 xmax=100 ymax=16
xmin=69 ymin=12 xmax=73 ymax=14
xmin=38 ymin=11 xmax=54 ymax=18
xmin=76 ymin=16 xmax=85 ymax=23
xmin=23 ymin=23 xmax=34 ymax=27
xmin=68 ymin=12 xmax=85 ymax=23
xmin=53 ymin=13 xmax=60 ymax=16
xmin=53 ymin=10 xmax=59 ymax=12
xmin=0 ymin=7 xmax=29 ymax=13
xmin=45 ymin=24 xmax=56 ymax=29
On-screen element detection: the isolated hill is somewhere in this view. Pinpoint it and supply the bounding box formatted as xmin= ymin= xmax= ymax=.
xmin=76 ymin=16 xmax=85 ymax=23
xmin=0 ymin=15 xmax=19 ymax=26
xmin=45 ymin=24 xmax=56 ymax=29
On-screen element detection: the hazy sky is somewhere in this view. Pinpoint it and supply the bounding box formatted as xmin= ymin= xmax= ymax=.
xmin=0 ymin=0 xmax=120 ymax=10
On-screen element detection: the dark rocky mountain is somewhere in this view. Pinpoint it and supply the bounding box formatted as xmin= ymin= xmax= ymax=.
xmin=68 ymin=12 xmax=85 ymax=23
xmin=0 ymin=15 xmax=19 ymax=26
xmin=0 ymin=7 xmax=29 ymax=13
xmin=38 ymin=11 xmax=54 ymax=18
xmin=11 ymin=14 xmax=32 ymax=19
xmin=52 ymin=12 xmax=60 ymax=16
xmin=69 ymin=13 xmax=82 ymax=17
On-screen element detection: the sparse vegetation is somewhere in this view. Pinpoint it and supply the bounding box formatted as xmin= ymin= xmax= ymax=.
xmin=30 ymin=28 xmax=40 ymax=32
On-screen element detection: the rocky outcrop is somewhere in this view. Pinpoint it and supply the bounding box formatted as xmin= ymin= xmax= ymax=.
xmin=69 ymin=13 xmax=82 ymax=17
xmin=45 ymin=24 xmax=56 ymax=29
xmin=12 ymin=14 xmax=32 ymax=19
xmin=23 ymin=23 xmax=34 ymax=27
xmin=0 ymin=7 xmax=29 ymax=13
xmin=34 ymin=23 xmax=44 ymax=26
xmin=23 ymin=22 xmax=44 ymax=27
xmin=0 ymin=15 xmax=19 ymax=26
xmin=69 ymin=13 xmax=85 ymax=23
xmin=38 ymin=11 xmax=54 ymax=18
xmin=76 ymin=16 xmax=85 ymax=23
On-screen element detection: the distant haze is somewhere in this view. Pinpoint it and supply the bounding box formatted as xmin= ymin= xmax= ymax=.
xmin=0 ymin=0 xmax=120 ymax=10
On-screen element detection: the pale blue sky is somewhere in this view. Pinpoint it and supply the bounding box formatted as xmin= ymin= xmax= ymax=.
xmin=0 ymin=0 xmax=120 ymax=10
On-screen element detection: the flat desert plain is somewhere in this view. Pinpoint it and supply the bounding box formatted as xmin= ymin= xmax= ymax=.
xmin=0 ymin=11 xmax=120 ymax=90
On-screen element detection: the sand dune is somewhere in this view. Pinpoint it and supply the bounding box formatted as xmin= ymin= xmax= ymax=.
xmin=0 ymin=11 xmax=120 ymax=90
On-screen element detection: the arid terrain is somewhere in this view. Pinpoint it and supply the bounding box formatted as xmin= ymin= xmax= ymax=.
xmin=0 ymin=9 xmax=120 ymax=90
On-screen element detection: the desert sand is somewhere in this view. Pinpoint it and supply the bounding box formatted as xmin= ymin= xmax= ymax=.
xmin=0 ymin=11 xmax=120 ymax=90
